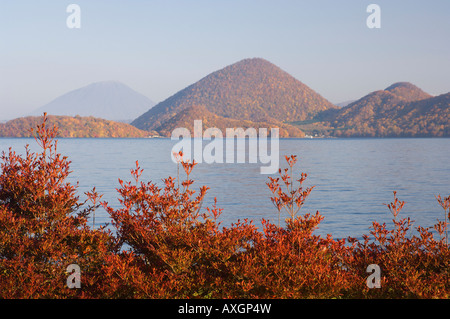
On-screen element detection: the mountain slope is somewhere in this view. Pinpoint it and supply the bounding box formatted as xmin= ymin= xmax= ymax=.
xmin=384 ymin=82 xmax=432 ymax=102
xmin=289 ymin=82 xmax=449 ymax=137
xmin=326 ymin=84 xmax=449 ymax=137
xmin=156 ymin=105 xmax=305 ymax=137
xmin=30 ymin=81 xmax=155 ymax=121
xmin=132 ymin=58 xmax=337 ymax=132
xmin=331 ymin=90 xmax=403 ymax=124
xmin=0 ymin=115 xmax=155 ymax=138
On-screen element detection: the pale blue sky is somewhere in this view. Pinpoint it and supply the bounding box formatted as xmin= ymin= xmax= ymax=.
xmin=1 ymin=0 xmax=449 ymax=120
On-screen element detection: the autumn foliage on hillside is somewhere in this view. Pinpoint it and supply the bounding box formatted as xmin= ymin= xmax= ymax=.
xmin=0 ymin=114 xmax=154 ymax=138
xmin=0 ymin=116 xmax=449 ymax=298
xmin=328 ymin=92 xmax=450 ymax=137
xmin=384 ymin=82 xmax=432 ymax=102
xmin=156 ymin=105 xmax=305 ymax=138
xmin=296 ymin=83 xmax=450 ymax=138
xmin=132 ymin=58 xmax=337 ymax=132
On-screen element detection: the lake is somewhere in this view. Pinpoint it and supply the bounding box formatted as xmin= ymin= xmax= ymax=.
xmin=1 ymin=137 xmax=449 ymax=240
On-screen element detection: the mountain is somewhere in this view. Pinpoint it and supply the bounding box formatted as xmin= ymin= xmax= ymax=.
xmin=335 ymin=100 xmax=356 ymax=107
xmin=330 ymin=90 xmax=403 ymax=124
xmin=30 ymin=81 xmax=155 ymax=122
xmin=0 ymin=115 xmax=156 ymax=138
xmin=384 ymin=82 xmax=432 ymax=102
xmin=331 ymin=82 xmax=433 ymax=123
xmin=132 ymin=58 xmax=337 ymax=134
xmin=313 ymin=83 xmax=449 ymax=137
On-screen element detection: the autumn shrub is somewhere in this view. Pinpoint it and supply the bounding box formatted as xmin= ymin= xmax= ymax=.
xmin=0 ymin=114 xmax=119 ymax=298
xmin=343 ymin=191 xmax=450 ymax=298
xmin=259 ymin=157 xmax=449 ymax=299
xmin=226 ymin=155 xmax=358 ymax=298
xmin=102 ymin=153 xmax=260 ymax=298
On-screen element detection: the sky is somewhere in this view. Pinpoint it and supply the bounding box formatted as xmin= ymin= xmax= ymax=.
xmin=1 ymin=0 xmax=449 ymax=120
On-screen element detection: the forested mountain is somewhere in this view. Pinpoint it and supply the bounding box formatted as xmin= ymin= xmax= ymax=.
xmin=0 ymin=115 xmax=154 ymax=138
xmin=156 ymin=105 xmax=305 ymax=138
xmin=305 ymin=83 xmax=449 ymax=137
xmin=132 ymin=58 xmax=337 ymax=133
xmin=384 ymin=82 xmax=432 ymax=102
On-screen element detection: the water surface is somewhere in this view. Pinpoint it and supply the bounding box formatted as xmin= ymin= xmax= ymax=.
xmin=1 ymin=137 xmax=449 ymax=240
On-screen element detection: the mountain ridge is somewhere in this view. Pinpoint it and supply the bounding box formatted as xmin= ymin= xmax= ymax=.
xmin=0 ymin=115 xmax=156 ymax=138
xmin=305 ymin=84 xmax=449 ymax=137
xmin=384 ymin=82 xmax=432 ymax=102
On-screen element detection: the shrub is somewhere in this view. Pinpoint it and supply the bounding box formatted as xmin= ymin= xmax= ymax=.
xmin=102 ymin=153 xmax=259 ymax=298
xmin=0 ymin=114 xmax=117 ymax=298
xmin=345 ymin=191 xmax=450 ymax=298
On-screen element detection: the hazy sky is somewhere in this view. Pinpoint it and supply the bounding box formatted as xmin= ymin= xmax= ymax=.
xmin=1 ymin=0 xmax=449 ymax=120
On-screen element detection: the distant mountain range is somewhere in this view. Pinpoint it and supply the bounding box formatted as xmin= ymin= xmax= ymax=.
xmin=29 ymin=81 xmax=155 ymax=122
xmin=334 ymin=100 xmax=356 ymax=108
xmin=132 ymin=58 xmax=449 ymax=138
xmin=3 ymin=58 xmax=449 ymax=138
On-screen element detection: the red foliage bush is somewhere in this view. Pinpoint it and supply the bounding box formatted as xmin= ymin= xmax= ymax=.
xmin=102 ymin=153 xmax=259 ymax=298
xmin=0 ymin=115 xmax=118 ymax=298
xmin=0 ymin=115 xmax=448 ymax=298
xmin=345 ymin=191 xmax=450 ymax=298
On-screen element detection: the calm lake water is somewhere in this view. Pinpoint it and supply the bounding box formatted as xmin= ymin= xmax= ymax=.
xmin=1 ymin=137 xmax=449 ymax=240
